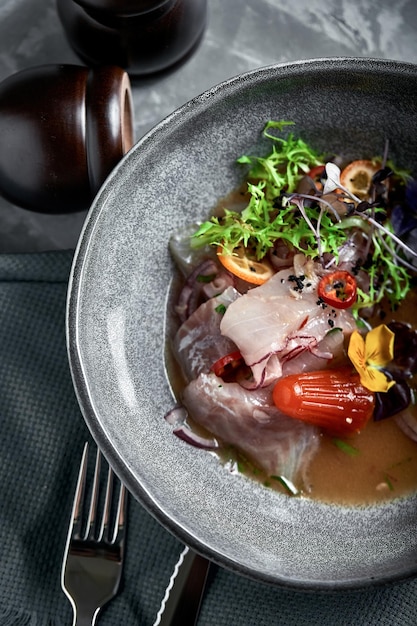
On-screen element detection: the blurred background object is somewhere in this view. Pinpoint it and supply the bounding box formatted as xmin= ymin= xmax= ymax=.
xmin=56 ymin=0 xmax=207 ymax=76
xmin=0 ymin=64 xmax=133 ymax=213
xmin=1 ymin=0 xmax=417 ymax=251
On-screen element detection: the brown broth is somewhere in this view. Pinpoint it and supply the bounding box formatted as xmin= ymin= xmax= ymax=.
xmin=306 ymin=418 xmax=417 ymax=505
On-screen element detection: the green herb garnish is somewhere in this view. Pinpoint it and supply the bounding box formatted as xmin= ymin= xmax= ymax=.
xmin=270 ymin=474 xmax=300 ymax=496
xmin=196 ymin=273 xmax=216 ymax=283
xmin=383 ymin=475 xmax=395 ymax=491
xmin=192 ymin=120 xmax=324 ymax=259
xmin=191 ymin=120 xmax=417 ymax=311
xmin=215 ymin=303 xmax=227 ymax=315
xmin=237 ymin=120 xmax=323 ymax=194
xmin=332 ymin=438 xmax=360 ymax=457
xmin=355 ymin=223 xmax=412 ymax=311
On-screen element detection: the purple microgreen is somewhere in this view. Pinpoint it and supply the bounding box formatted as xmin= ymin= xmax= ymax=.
xmin=288 ymin=192 xmax=342 ymax=222
xmin=289 ymin=196 xmax=321 ymax=258
xmin=316 ymin=204 xmax=325 ymax=259
xmin=322 ymin=162 xmax=341 ymax=194
xmin=375 ymin=233 xmax=417 ymax=273
xmin=323 ymin=162 xmax=362 ymax=203
xmin=364 ymin=215 xmax=417 ymax=261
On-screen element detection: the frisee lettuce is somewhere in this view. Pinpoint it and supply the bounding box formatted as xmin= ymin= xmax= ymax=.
xmin=237 ymin=120 xmax=323 ymax=195
xmin=191 ymin=120 xmax=325 ymax=257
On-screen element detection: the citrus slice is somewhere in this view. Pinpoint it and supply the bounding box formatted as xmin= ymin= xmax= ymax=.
xmin=340 ymin=159 xmax=380 ymax=201
xmin=217 ymin=243 xmax=274 ymax=285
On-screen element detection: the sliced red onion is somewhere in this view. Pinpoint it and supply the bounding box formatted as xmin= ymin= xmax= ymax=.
xmin=165 ymin=406 xmax=220 ymax=449
xmin=395 ymin=411 xmax=417 ymax=443
xmin=268 ymin=239 xmax=295 ymax=270
xmin=202 ymin=271 xmax=235 ymax=299
xmin=164 ymin=406 xmax=188 ymax=426
xmin=309 ymin=345 xmax=333 ymax=360
xmin=238 ymin=352 xmax=274 ymax=390
xmin=175 ymin=259 xmax=219 ymax=323
xmin=281 ymin=335 xmax=318 ymax=363
xmin=173 ymin=425 xmax=220 ymax=449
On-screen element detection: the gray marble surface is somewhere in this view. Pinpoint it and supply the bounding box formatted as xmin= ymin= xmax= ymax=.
xmin=1 ymin=0 xmax=417 ymax=252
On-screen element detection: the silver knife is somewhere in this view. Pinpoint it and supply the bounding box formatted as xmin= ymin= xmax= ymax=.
xmin=153 ymin=546 xmax=211 ymax=626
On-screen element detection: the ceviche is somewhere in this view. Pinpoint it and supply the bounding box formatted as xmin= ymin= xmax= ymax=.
xmin=166 ymin=121 xmax=417 ymax=505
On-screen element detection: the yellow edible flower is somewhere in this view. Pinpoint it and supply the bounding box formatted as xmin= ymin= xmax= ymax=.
xmin=348 ymin=324 xmax=395 ymax=393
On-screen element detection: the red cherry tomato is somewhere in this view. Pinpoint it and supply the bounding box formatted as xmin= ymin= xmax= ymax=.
xmin=211 ymin=351 xmax=244 ymax=378
xmin=272 ymin=368 xmax=375 ymax=435
xmin=307 ymin=165 xmax=326 ymax=191
xmin=318 ymin=270 xmax=357 ymax=309
xmin=308 ymin=165 xmax=326 ymax=180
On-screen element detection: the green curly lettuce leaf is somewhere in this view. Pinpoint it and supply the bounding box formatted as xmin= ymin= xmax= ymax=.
xmin=191 ymin=120 xmax=325 ymax=256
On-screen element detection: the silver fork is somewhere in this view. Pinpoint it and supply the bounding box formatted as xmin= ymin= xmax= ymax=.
xmin=61 ymin=442 xmax=128 ymax=625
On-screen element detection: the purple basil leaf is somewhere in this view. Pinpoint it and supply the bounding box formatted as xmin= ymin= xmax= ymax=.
xmin=374 ymin=377 xmax=411 ymax=421
xmin=391 ymin=203 xmax=417 ymax=237
xmin=405 ymin=179 xmax=417 ymax=212
xmin=387 ymin=321 xmax=417 ymax=376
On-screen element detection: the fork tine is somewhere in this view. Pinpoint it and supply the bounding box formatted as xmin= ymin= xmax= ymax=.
xmin=92 ymin=450 xmax=127 ymax=544
xmin=85 ymin=446 xmax=102 ymax=540
xmin=71 ymin=441 xmax=89 ymax=540
xmin=97 ymin=462 xmax=113 ymax=542
xmin=111 ymin=482 xmax=127 ymax=545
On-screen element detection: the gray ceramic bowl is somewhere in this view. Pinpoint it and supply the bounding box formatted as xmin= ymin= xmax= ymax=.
xmin=67 ymin=57 xmax=417 ymax=590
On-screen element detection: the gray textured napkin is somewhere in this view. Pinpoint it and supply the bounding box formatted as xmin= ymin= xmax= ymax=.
xmin=0 ymin=250 xmax=417 ymax=626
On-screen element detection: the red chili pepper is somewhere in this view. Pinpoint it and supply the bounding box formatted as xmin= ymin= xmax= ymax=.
xmin=318 ymin=270 xmax=357 ymax=309
xmin=211 ymin=351 xmax=244 ymax=378
xmin=272 ymin=368 xmax=375 ymax=435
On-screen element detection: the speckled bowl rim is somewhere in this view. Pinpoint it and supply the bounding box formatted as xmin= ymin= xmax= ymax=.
xmin=67 ymin=57 xmax=417 ymax=590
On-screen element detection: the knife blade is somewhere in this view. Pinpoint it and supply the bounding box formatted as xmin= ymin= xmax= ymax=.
xmin=153 ymin=546 xmax=211 ymax=626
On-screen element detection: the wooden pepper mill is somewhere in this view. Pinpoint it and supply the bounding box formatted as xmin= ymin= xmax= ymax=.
xmin=0 ymin=64 xmax=134 ymax=213
xmin=56 ymin=0 xmax=207 ymax=76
